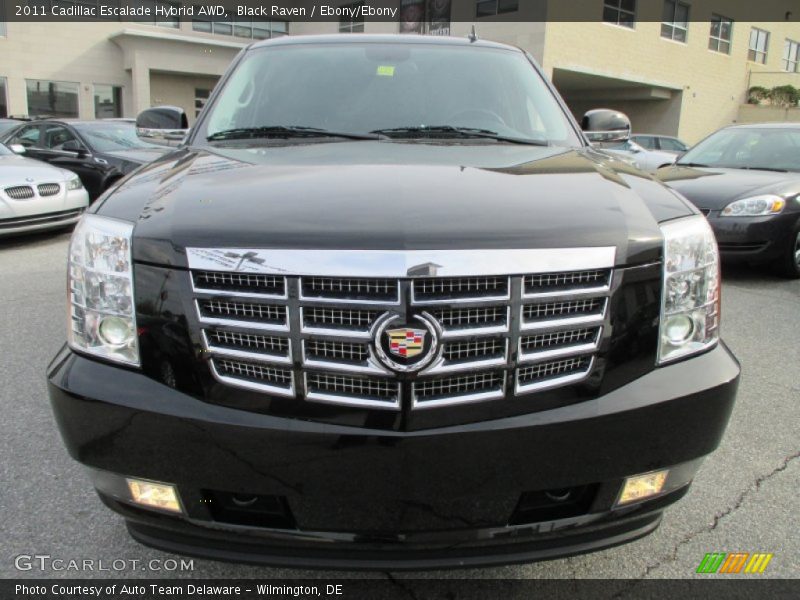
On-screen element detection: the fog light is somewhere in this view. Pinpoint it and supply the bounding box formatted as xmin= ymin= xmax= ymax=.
xmin=664 ymin=314 xmax=694 ymax=345
xmin=126 ymin=479 xmax=182 ymax=513
xmin=616 ymin=470 xmax=669 ymax=506
xmin=98 ymin=315 xmax=133 ymax=346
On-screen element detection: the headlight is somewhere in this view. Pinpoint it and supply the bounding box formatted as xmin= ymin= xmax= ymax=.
xmin=68 ymin=214 xmax=139 ymax=366
xmin=658 ymin=216 xmax=720 ymax=364
xmin=720 ymin=195 xmax=785 ymax=217
xmin=66 ymin=176 xmax=83 ymax=191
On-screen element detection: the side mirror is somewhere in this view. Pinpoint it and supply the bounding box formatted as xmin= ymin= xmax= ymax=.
xmin=136 ymin=106 xmax=189 ymax=146
xmin=9 ymin=144 xmax=25 ymax=155
xmin=581 ymin=109 xmax=632 ymax=144
xmin=61 ymin=140 xmax=88 ymax=156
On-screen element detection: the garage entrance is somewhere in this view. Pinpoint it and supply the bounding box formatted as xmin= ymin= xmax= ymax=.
xmin=552 ymin=68 xmax=683 ymax=137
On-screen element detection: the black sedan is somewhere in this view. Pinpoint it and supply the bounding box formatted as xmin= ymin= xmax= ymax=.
xmin=1 ymin=119 xmax=168 ymax=199
xmin=658 ymin=123 xmax=800 ymax=278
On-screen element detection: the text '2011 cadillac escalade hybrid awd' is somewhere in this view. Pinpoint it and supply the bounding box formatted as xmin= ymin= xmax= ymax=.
xmin=47 ymin=35 xmax=740 ymax=569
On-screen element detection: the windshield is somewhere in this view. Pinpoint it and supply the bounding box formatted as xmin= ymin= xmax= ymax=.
xmin=0 ymin=143 xmax=11 ymax=156
xmin=0 ymin=121 xmax=21 ymax=137
xmin=73 ymin=122 xmax=160 ymax=152
xmin=678 ymin=128 xmax=800 ymax=172
xmin=200 ymin=43 xmax=581 ymax=146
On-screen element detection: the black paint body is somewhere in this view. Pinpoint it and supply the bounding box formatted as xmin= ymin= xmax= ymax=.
xmin=47 ymin=35 xmax=740 ymax=569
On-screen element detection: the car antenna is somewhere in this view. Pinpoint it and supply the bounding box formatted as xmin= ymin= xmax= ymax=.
xmin=468 ymin=25 xmax=478 ymax=43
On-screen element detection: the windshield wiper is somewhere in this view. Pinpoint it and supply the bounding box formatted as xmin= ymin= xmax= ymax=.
xmin=370 ymin=125 xmax=549 ymax=146
xmin=207 ymin=126 xmax=384 ymax=142
xmin=738 ymin=166 xmax=789 ymax=173
xmin=676 ymin=162 xmax=711 ymax=168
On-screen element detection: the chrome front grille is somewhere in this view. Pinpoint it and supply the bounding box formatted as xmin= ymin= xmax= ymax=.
xmin=187 ymin=248 xmax=615 ymax=411
xmin=4 ymin=185 xmax=34 ymax=200
xmin=37 ymin=183 xmax=60 ymax=197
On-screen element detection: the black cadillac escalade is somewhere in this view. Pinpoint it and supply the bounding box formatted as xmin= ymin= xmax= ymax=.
xmin=48 ymin=35 xmax=740 ymax=569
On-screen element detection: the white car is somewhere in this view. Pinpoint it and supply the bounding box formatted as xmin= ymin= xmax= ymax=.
xmin=0 ymin=142 xmax=89 ymax=236
xmin=602 ymin=139 xmax=678 ymax=172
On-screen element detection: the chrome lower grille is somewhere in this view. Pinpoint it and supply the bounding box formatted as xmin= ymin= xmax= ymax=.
xmin=516 ymin=356 xmax=593 ymax=393
xmin=413 ymin=372 xmax=505 ymax=408
xmin=305 ymin=372 xmax=400 ymax=408
xmin=188 ymin=248 xmax=615 ymax=411
xmin=212 ymin=358 xmax=294 ymax=396
xmin=37 ymin=183 xmax=60 ymax=197
xmin=5 ymin=185 xmax=34 ymax=200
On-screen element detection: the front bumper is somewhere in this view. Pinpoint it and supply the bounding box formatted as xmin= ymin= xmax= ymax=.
xmin=0 ymin=188 xmax=89 ymax=236
xmin=706 ymin=211 xmax=799 ymax=263
xmin=48 ymin=343 xmax=739 ymax=569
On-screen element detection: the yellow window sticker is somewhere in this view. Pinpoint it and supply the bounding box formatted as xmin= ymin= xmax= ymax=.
xmin=376 ymin=65 xmax=396 ymax=77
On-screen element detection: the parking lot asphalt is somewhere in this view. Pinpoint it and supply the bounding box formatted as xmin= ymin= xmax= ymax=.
xmin=0 ymin=230 xmax=797 ymax=584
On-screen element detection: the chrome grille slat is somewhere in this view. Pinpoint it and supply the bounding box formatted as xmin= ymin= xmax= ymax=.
xmin=211 ymin=357 xmax=294 ymax=397
xmin=203 ymin=329 xmax=291 ymax=362
xmin=524 ymin=269 xmax=611 ymax=297
xmin=516 ymin=356 xmax=594 ymax=394
xmin=305 ymin=372 xmax=400 ymax=409
xmin=412 ymin=276 xmax=510 ymax=304
xmin=412 ymin=372 xmax=505 ymax=408
xmin=193 ymin=270 xmax=286 ymax=298
xmin=442 ymin=338 xmax=506 ymax=362
xmin=37 ymin=183 xmax=60 ymax=197
xmin=301 ymin=277 xmax=399 ymax=304
xmin=4 ymin=185 xmax=35 ymax=200
xmin=188 ymin=248 xmax=615 ymax=408
xmin=301 ymin=307 xmax=379 ymax=337
xmin=519 ymin=327 xmax=602 ymax=363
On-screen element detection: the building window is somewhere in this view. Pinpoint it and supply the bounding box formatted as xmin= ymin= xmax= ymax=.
xmin=476 ymin=0 xmax=518 ymax=18
xmin=193 ymin=14 xmax=287 ymax=39
xmin=26 ymin=80 xmax=79 ymax=118
xmin=339 ymin=2 xmax=365 ymax=33
xmin=603 ymin=0 xmax=636 ymax=29
xmin=708 ymin=14 xmax=732 ymax=54
xmin=0 ymin=78 xmax=7 ymax=118
xmin=783 ymin=39 xmax=800 ymax=73
xmin=661 ymin=0 xmax=689 ymax=43
xmin=748 ymin=28 xmax=770 ymax=64
xmin=94 ymin=85 xmax=122 ymax=118
xmin=195 ymin=88 xmax=211 ymax=118
xmin=135 ymin=1 xmax=181 ymax=28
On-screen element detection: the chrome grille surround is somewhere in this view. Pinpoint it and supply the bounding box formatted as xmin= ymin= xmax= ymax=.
xmin=4 ymin=185 xmax=35 ymax=200
xmin=37 ymin=183 xmax=61 ymax=197
xmin=186 ymin=247 xmax=616 ymax=410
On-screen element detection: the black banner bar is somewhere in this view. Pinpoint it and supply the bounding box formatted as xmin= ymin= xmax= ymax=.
xmin=1 ymin=0 xmax=799 ymax=23
xmin=3 ymin=579 xmax=799 ymax=600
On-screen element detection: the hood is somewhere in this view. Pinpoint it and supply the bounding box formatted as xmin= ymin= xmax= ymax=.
xmin=95 ymin=142 xmax=694 ymax=268
xmin=658 ymin=166 xmax=800 ymax=210
xmin=0 ymin=154 xmax=73 ymax=183
xmin=103 ymin=147 xmax=170 ymax=165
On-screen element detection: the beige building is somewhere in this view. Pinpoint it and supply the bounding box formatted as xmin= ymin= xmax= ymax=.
xmin=1 ymin=1 xmax=799 ymax=142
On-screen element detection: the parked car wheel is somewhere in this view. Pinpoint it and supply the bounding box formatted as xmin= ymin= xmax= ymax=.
xmin=780 ymin=223 xmax=800 ymax=279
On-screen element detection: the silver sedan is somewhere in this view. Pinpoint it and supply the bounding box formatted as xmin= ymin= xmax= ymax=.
xmin=0 ymin=143 xmax=89 ymax=236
